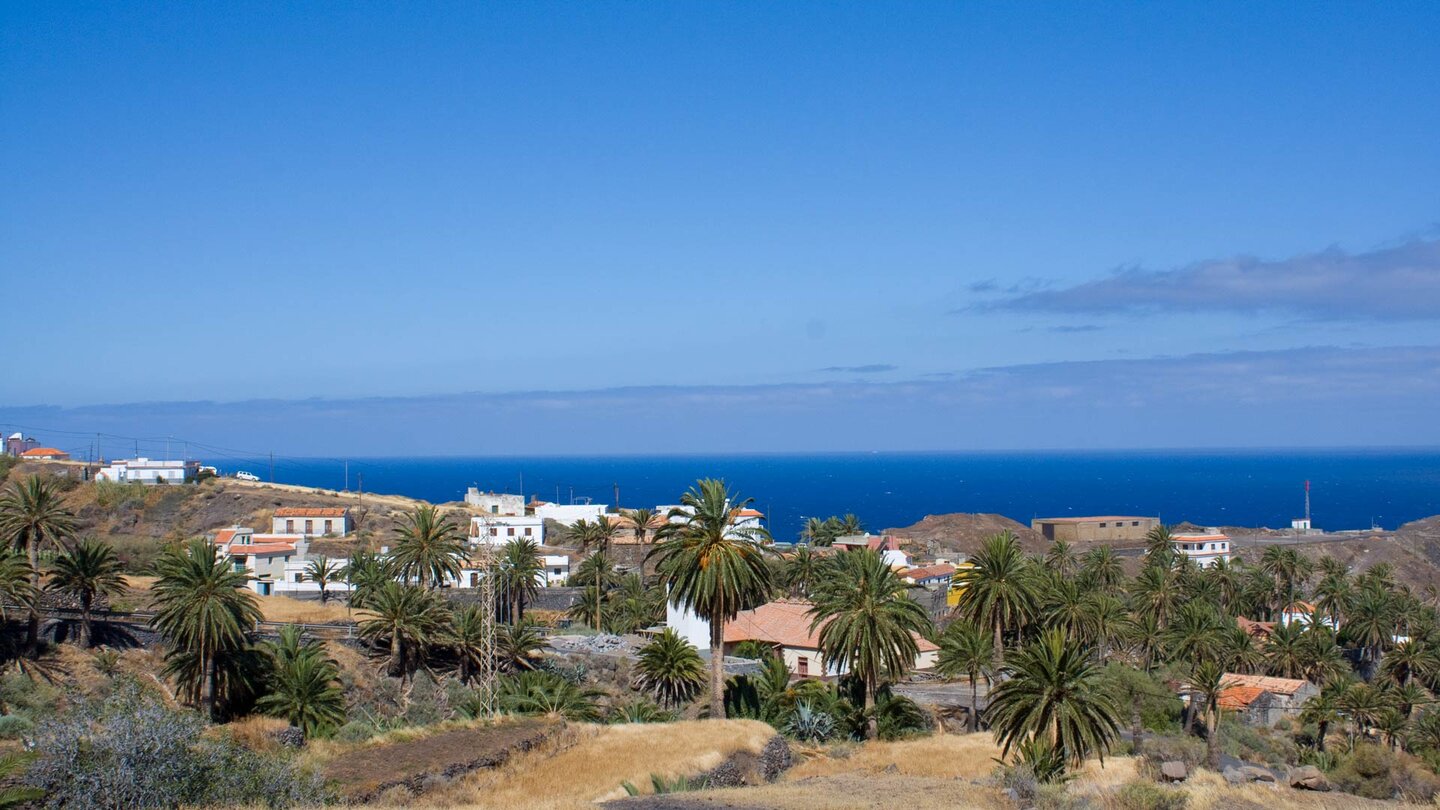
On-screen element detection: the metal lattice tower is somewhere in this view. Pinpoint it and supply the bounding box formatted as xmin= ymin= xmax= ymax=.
xmin=471 ymin=539 xmax=499 ymax=720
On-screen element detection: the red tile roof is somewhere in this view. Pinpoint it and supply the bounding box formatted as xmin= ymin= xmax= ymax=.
xmin=228 ymin=543 xmax=296 ymax=557
xmin=723 ymin=599 xmax=938 ymax=653
xmin=903 ymin=564 xmax=957 ymax=581
xmin=274 ymin=507 xmax=348 ymax=517
xmin=20 ymin=448 xmax=67 ymax=458
xmin=1236 ymin=616 xmax=1275 ymax=638
xmin=213 ymin=528 xmax=243 ymax=546
xmin=1220 ymin=673 xmax=1313 ymax=696
xmin=735 ymin=508 xmax=764 ymax=518
xmin=1218 ymin=685 xmax=1268 ymax=711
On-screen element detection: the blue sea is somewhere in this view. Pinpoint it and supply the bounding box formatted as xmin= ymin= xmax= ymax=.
xmin=222 ymin=449 xmax=1440 ymax=540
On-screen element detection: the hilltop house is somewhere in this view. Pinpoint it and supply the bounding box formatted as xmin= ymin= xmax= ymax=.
xmin=272 ymin=507 xmax=351 ymax=538
xmin=470 ymin=514 xmax=544 ymax=546
xmin=210 ymin=527 xmax=307 ymax=596
xmin=466 ymin=489 xmax=526 ymax=516
xmin=901 ymin=563 xmax=956 ymax=588
xmin=533 ymin=501 xmax=609 ymax=527
xmin=19 ymin=447 xmax=69 ymax=461
xmin=1190 ymin=673 xmax=1318 ymax=727
xmin=1170 ymin=531 xmax=1232 ymax=568
xmin=1031 ymin=516 xmax=1159 ymax=543
xmin=96 ymin=457 xmax=199 ymax=485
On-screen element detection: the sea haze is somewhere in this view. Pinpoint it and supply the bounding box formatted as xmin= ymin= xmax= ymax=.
xmin=222 ymin=449 xmax=1440 ymax=539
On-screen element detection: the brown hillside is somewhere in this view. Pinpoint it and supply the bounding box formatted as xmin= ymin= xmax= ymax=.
xmin=884 ymin=513 xmax=1043 ymax=557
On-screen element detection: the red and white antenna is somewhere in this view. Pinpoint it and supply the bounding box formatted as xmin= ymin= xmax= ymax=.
xmin=1304 ymin=480 xmax=1311 ymax=524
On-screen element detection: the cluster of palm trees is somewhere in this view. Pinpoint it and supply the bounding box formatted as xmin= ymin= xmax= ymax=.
xmin=936 ymin=527 xmax=1440 ymax=776
xmin=800 ymin=514 xmax=864 ymax=546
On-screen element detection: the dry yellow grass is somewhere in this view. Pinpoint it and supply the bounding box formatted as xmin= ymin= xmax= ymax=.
xmin=392 ymin=719 xmax=777 ymax=809
xmin=255 ymin=595 xmax=357 ymax=624
xmin=685 ymin=773 xmax=1005 ymax=809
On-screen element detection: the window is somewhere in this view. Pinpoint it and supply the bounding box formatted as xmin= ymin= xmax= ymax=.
xmin=524 ymin=527 xmax=532 ymax=537
xmin=507 ymin=527 xmax=515 ymax=536
xmin=491 ymin=505 xmax=499 ymax=514
xmin=1132 ymin=521 xmax=1140 ymax=526
xmin=796 ymin=656 xmax=809 ymax=676
xmin=304 ymin=519 xmax=314 ymax=534
xmin=490 ymin=527 xmax=498 ymax=536
xmin=294 ymin=573 xmax=303 ymax=582
xmin=553 ymin=568 xmax=562 ymax=576
xmin=469 ymin=573 xmax=480 ymax=587
xmin=324 ymin=520 xmax=333 ymax=533
xmin=1098 ymin=522 xmax=1107 ymax=528
xmin=285 ymin=519 xmax=295 ymax=533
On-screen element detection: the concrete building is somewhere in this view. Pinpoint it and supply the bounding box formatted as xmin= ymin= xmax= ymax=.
xmin=1205 ymin=674 xmax=1318 ymax=727
xmin=1171 ymin=531 xmax=1231 ymax=568
xmin=271 ymin=507 xmax=351 ymax=538
xmin=541 ymin=554 xmax=571 ymax=587
xmin=95 ymin=458 xmax=198 ymax=485
xmin=4 ymin=433 xmax=39 ymax=457
xmin=470 ymin=514 xmax=545 ymax=546
xmin=217 ymin=533 xmax=307 ymax=596
xmin=466 ymin=489 xmax=525 ymax=516
xmin=533 ymin=502 xmax=609 ymax=527
xmin=1031 ymin=516 xmax=1160 ymax=543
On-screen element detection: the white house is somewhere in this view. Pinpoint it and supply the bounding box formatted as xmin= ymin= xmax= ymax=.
xmin=1171 ymin=531 xmax=1231 ymax=568
xmin=668 ymin=598 xmax=938 ymax=678
xmin=466 ymin=489 xmax=526 ymax=515
xmin=541 ymin=554 xmax=571 ymax=586
xmin=96 ymin=458 xmax=198 ymax=485
xmin=533 ymin=502 xmax=609 ymax=527
xmin=470 ymin=514 xmax=545 ymax=546
xmin=272 ymin=507 xmax=351 ymax=538
xmin=658 ymin=504 xmax=765 ymax=532
xmin=219 ymin=534 xmax=306 ymax=596
xmin=1279 ymin=601 xmax=1338 ymax=630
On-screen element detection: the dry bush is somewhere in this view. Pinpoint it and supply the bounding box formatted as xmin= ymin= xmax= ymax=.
xmin=221 ymin=715 xmax=293 ymax=752
xmin=255 ymin=595 xmax=356 ymax=624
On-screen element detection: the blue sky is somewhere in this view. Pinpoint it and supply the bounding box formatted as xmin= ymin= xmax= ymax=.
xmin=3 ymin=3 xmax=1439 ymax=453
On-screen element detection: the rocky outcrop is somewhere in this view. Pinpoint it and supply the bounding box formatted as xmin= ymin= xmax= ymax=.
xmin=1159 ymin=761 xmax=1188 ymax=782
xmin=1288 ymin=765 xmax=1331 ymax=791
xmin=699 ymin=735 xmax=793 ymax=788
xmin=885 ymin=513 xmax=1044 ymax=555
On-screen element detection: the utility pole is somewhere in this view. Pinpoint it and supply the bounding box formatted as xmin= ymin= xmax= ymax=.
xmin=518 ymin=471 xmax=524 ymax=502
xmin=269 ymin=452 xmax=275 ymax=483
xmin=344 ymin=460 xmax=349 ymax=492
xmin=613 ymin=482 xmax=620 ymax=510
xmin=470 ymin=540 xmax=499 ymax=720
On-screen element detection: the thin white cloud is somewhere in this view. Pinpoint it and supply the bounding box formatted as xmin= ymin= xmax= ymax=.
xmin=997 ymin=238 xmax=1440 ymax=320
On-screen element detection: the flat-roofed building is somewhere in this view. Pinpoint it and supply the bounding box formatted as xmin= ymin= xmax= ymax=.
xmin=1031 ymin=516 xmax=1159 ymax=543
xmin=1171 ymin=531 xmax=1231 ymax=568
xmin=272 ymin=507 xmax=352 ymax=538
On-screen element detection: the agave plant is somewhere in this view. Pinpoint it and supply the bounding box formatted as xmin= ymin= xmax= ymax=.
xmin=784 ymin=700 xmax=837 ymax=743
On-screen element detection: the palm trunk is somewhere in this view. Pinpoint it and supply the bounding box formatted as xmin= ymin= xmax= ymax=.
xmin=992 ymin=620 xmax=1004 ymax=668
xmin=391 ymin=633 xmax=404 ymax=679
xmin=25 ymin=542 xmax=39 ymax=657
xmin=1206 ymin=705 xmax=1220 ymax=769
xmin=1184 ymin=696 xmax=1196 ymax=734
xmin=969 ymin=676 xmax=980 ymax=733
xmin=864 ymin=676 xmax=877 ymax=740
xmin=595 ymin=566 xmax=602 ymax=631
xmin=1131 ymin=694 xmax=1144 ymax=757
xmin=516 ymin=590 xmax=526 ymax=623
xmin=81 ymin=593 xmax=93 ymax=648
xmin=204 ymin=654 xmax=218 ymax=720
xmin=710 ymin=616 xmax=726 ymax=720
xmin=1317 ymin=719 xmax=1328 ymax=752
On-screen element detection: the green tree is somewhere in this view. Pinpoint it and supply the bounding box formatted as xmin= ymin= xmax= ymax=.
xmin=497 ymin=620 xmax=546 ymax=672
xmin=1043 ymin=539 xmax=1078 ymax=579
xmin=389 ymin=505 xmax=465 ymax=589
xmin=1078 ymin=546 xmax=1123 ymax=593
xmin=499 ymin=538 xmax=543 ymax=623
xmin=1187 ymin=660 xmax=1227 ymax=770
xmin=953 ymin=531 xmax=1037 ymax=667
xmin=0 ymin=475 xmax=77 ymax=654
xmin=0 ymin=751 xmax=42 ymax=808
xmin=358 ymin=582 xmax=451 ymax=678
xmin=343 ymin=549 xmax=388 ymax=610
xmin=47 ymin=537 xmax=125 ymax=647
xmin=451 ymin=605 xmax=492 ymax=684
xmin=781 ymin=545 xmax=823 ymax=599
xmin=304 ymin=556 xmax=342 ymax=604
xmin=1300 ymin=684 xmax=1343 ymax=752
xmin=809 ymin=549 xmax=933 ymax=739
xmin=151 ymin=540 xmax=263 ymax=719
xmin=649 ymin=478 xmax=772 ymax=720
xmin=987 ymin=629 xmax=1120 ymax=770
xmin=257 ymin=625 xmax=345 ymax=738
xmin=635 ymin=628 xmax=706 ymax=708
xmin=573 ymin=516 xmax=622 ymax=631
xmin=937 ymin=619 xmax=991 ymax=732
xmin=624 ymin=507 xmax=659 ymax=547
xmin=499 ymin=670 xmax=603 ymax=721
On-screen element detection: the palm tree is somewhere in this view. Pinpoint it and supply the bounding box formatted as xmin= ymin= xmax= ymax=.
xmin=635 ymin=628 xmax=706 ymax=708
xmin=497 ymin=620 xmax=545 ymax=672
xmin=808 ymin=549 xmax=933 ymax=739
xmin=1043 ymin=540 xmax=1078 ymax=579
xmin=1164 ymin=602 xmax=1227 ymax=668
xmin=151 ymin=540 xmax=262 ymax=719
xmin=1382 ymin=639 xmax=1438 ymax=687
xmin=1142 ymin=525 xmax=1175 ymax=570
xmin=451 ymin=605 xmax=491 ymax=684
xmin=1265 ymin=621 xmax=1309 ymax=679
xmin=0 ymin=475 xmax=77 ymax=654
xmin=1300 ymin=685 xmax=1343 ymax=752
xmin=47 ymin=537 xmax=125 ymax=647
xmin=498 ymin=538 xmax=543 ymax=623
xmin=258 ymin=625 xmax=345 ymax=738
xmin=0 ymin=551 xmax=35 ymax=627
xmin=1313 ymin=571 xmax=1352 ymax=627
xmin=304 ymin=556 xmax=342 ymax=604
xmin=574 ymin=516 xmax=622 ymax=631
xmin=344 ymin=549 xmax=388 ymax=610
xmin=937 ymin=619 xmax=991 ymax=732
xmin=358 ymin=582 xmax=451 ymax=678
xmin=0 ymin=752 xmax=43 ymax=808
xmin=498 ymin=670 xmax=604 ymax=721
xmin=1079 ymin=546 xmax=1123 ymax=593
xmin=624 ymin=507 xmax=659 ymax=548
xmin=1130 ymin=566 xmax=1182 ymax=629
xmin=606 ymin=573 xmax=664 ymax=635
xmin=1043 ymin=579 xmax=1096 ymax=645
xmin=1345 ymin=584 xmax=1396 ymax=667
xmin=389 ymin=505 xmax=465 ymax=589
xmin=781 ymin=545 xmax=823 ymax=599
xmin=1221 ymin=626 xmax=1266 ymax=674
xmin=953 ymin=531 xmax=1037 ymax=667
xmin=1340 ymin=682 xmax=1389 ymax=742
xmin=838 ymin=514 xmax=864 ymax=536
xmin=987 ymin=629 xmax=1121 ymax=769
xmin=648 ymin=478 xmax=772 ymax=720
xmin=1122 ymin=611 xmax=1165 ymax=672
xmin=1085 ymin=593 xmax=1128 ymax=663
xmin=1188 ymin=660 xmax=1227 ymax=770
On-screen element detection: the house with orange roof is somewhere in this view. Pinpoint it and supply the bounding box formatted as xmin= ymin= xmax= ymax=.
xmin=272 ymin=507 xmax=351 ymax=538
xmin=1183 ymin=672 xmax=1318 ymax=728
xmin=1236 ymin=615 xmax=1276 ymax=640
xmin=19 ymin=447 xmax=69 ymax=461
xmin=670 ymin=598 xmax=939 ymax=678
xmin=1171 ymin=530 xmax=1232 ymax=568
xmin=1280 ymin=600 xmax=1337 ymax=630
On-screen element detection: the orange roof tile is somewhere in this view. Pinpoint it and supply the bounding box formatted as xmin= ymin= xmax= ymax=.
xmin=1220 ymin=673 xmax=1312 ymax=696
xmin=274 ymin=507 xmax=348 ymax=517
xmin=903 ymin=564 xmax=957 ymax=581
xmin=228 ymin=543 xmax=296 ymax=556
xmin=723 ymin=600 xmax=937 ymax=653
xmin=1218 ymin=685 xmax=1268 ymax=710
xmin=20 ymin=448 xmax=67 ymax=458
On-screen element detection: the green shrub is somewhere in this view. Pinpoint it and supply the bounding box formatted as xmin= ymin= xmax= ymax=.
xmin=0 ymin=714 xmax=33 ymax=739
xmin=93 ymin=480 xmax=148 ymax=509
xmin=1331 ymin=742 xmax=1395 ymax=799
xmin=1138 ymin=733 xmax=1205 ymax=769
xmin=1114 ymin=781 xmax=1188 ymax=810
xmin=333 ymin=720 xmax=377 ymax=743
xmin=1218 ymin=719 xmax=1296 ymax=768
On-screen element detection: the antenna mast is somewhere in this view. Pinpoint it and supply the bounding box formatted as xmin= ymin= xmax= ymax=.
xmin=470 ymin=539 xmax=499 ymax=720
xmin=1305 ymin=480 xmax=1311 ymax=524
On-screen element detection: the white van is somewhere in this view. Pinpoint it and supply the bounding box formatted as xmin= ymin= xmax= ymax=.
xmin=235 ymin=471 xmax=261 ymax=482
